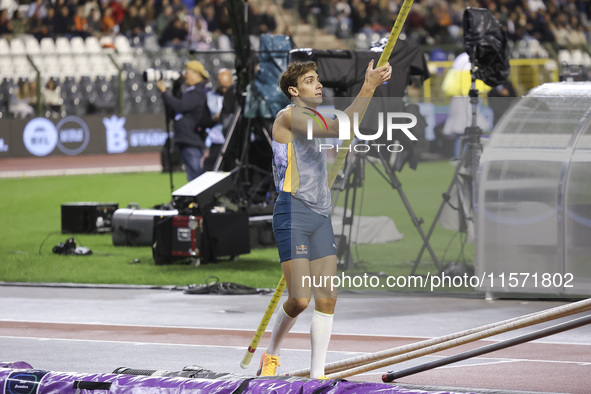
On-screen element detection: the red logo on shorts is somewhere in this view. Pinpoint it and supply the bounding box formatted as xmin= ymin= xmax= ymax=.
xmin=296 ymin=245 xmax=308 ymax=254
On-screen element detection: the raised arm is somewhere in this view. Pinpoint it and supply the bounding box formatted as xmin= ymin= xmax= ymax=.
xmin=285 ymin=60 xmax=392 ymax=140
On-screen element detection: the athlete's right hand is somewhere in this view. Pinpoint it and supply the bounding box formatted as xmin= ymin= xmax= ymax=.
xmin=364 ymin=59 xmax=392 ymax=91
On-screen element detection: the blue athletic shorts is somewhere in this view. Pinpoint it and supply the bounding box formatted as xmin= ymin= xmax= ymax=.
xmin=272 ymin=191 xmax=337 ymax=263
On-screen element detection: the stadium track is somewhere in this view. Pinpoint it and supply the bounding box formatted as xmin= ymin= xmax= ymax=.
xmin=0 ymin=285 xmax=589 ymax=394
xmin=1 ymin=154 xmax=590 ymax=393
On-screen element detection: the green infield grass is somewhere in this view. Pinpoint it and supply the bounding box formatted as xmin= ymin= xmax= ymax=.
xmin=0 ymin=160 xmax=474 ymax=291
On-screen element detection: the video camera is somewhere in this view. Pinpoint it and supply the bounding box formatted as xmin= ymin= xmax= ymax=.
xmin=143 ymin=68 xmax=182 ymax=83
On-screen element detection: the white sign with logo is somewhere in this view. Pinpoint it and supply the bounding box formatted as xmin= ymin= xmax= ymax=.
xmin=56 ymin=116 xmax=90 ymax=155
xmin=0 ymin=138 xmax=8 ymax=153
xmin=23 ymin=117 xmax=58 ymax=156
xmin=104 ymin=115 xmax=129 ymax=154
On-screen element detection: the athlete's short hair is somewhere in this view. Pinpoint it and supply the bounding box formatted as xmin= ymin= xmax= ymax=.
xmin=279 ymin=61 xmax=318 ymax=99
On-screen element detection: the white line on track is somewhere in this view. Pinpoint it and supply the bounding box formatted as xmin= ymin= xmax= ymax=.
xmin=2 ymin=319 xmax=590 ymax=346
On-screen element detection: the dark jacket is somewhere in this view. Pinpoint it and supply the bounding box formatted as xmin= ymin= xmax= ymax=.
xmin=161 ymin=81 xmax=208 ymax=148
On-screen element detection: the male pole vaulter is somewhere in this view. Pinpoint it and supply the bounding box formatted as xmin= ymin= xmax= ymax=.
xmin=256 ymin=60 xmax=392 ymax=379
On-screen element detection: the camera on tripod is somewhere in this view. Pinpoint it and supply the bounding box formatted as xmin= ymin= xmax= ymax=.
xmin=143 ymin=68 xmax=182 ymax=83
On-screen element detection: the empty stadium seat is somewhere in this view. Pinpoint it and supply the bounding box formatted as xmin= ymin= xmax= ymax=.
xmin=70 ymin=37 xmax=86 ymax=54
xmin=9 ymin=38 xmax=26 ymax=55
xmin=39 ymin=37 xmax=56 ymax=54
xmin=0 ymin=37 xmax=9 ymax=54
xmin=22 ymin=35 xmax=40 ymax=55
xmin=114 ymin=35 xmax=132 ymax=53
xmin=55 ymin=37 xmax=71 ymax=55
xmin=85 ymin=36 xmax=102 ymax=54
xmin=0 ymin=56 xmax=11 ymax=80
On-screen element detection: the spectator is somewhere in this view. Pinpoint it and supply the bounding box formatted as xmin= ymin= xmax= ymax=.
xmin=42 ymin=78 xmax=63 ymax=118
xmin=108 ymin=0 xmax=126 ymax=25
xmin=27 ymin=0 xmax=47 ymax=20
xmin=334 ymin=0 xmax=352 ymax=38
xmin=170 ymin=0 xmax=186 ymax=15
xmin=441 ymin=53 xmax=491 ymax=158
xmin=552 ymin=16 xmax=570 ymax=46
xmin=158 ymin=15 xmax=187 ymax=48
xmin=87 ymin=8 xmax=102 ymax=35
xmin=528 ymin=0 xmax=546 ymax=13
xmin=157 ymin=60 xmax=212 ymax=181
xmin=9 ymin=79 xmax=36 ymax=119
xmin=257 ymin=5 xmax=277 ymax=35
xmin=101 ymin=7 xmax=116 ymax=34
xmin=29 ymin=10 xmax=50 ymax=40
xmin=0 ymin=9 xmax=13 ymax=35
xmin=53 ymin=6 xmax=74 ymax=37
xmin=155 ymin=4 xmax=174 ymax=37
xmin=202 ymin=68 xmax=233 ymax=172
xmin=72 ymin=5 xmax=91 ymax=38
xmin=83 ymin=0 xmax=100 ymax=20
xmin=186 ymin=5 xmax=210 ymax=50
xmin=11 ymin=9 xmax=29 ymax=36
xmin=213 ymin=0 xmax=231 ymax=34
xmin=568 ymin=18 xmax=587 ymax=47
xmin=202 ymin=4 xmax=218 ymax=33
xmin=119 ymin=5 xmax=146 ymax=38
xmin=424 ymin=1 xmax=453 ymax=44
xmin=143 ymin=0 xmax=156 ymax=25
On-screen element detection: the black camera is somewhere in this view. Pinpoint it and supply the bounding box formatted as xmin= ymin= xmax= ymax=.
xmin=143 ymin=68 xmax=182 ymax=83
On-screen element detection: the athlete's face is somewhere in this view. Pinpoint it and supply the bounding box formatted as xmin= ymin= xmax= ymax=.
xmin=291 ymin=70 xmax=323 ymax=106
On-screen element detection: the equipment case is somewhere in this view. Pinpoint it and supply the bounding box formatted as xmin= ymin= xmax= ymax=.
xmin=112 ymin=208 xmax=178 ymax=246
xmin=153 ymin=215 xmax=203 ymax=265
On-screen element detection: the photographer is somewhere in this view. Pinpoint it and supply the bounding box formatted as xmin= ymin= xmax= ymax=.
xmin=157 ymin=60 xmax=211 ymax=181
xmin=202 ymin=68 xmax=233 ymax=172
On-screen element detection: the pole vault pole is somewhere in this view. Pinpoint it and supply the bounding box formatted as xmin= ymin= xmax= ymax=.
xmin=240 ymin=275 xmax=286 ymax=368
xmin=286 ymin=303 xmax=557 ymax=377
xmin=239 ymin=0 xmax=415 ymax=369
xmin=383 ymin=313 xmax=591 ymax=382
xmin=326 ymin=0 xmax=415 ymax=187
xmin=329 ymin=298 xmax=591 ymax=379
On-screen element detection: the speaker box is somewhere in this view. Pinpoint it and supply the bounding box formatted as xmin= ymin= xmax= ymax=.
xmin=202 ymin=210 xmax=251 ymax=262
xmin=61 ymin=202 xmax=119 ymax=234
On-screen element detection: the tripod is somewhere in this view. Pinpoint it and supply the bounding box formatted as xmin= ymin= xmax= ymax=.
xmin=332 ymin=146 xmax=442 ymax=272
xmin=332 ymin=151 xmax=365 ymax=270
xmin=411 ymin=69 xmax=483 ymax=275
xmin=214 ymin=99 xmax=275 ymax=208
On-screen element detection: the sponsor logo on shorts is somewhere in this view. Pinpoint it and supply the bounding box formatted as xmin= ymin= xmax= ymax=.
xmin=295 ymin=245 xmax=308 ymax=255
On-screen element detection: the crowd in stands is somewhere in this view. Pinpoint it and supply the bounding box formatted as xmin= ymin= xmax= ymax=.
xmin=294 ymin=0 xmax=591 ymax=49
xmin=1 ymin=0 xmax=590 ymax=52
xmin=0 ymin=0 xmax=278 ymax=50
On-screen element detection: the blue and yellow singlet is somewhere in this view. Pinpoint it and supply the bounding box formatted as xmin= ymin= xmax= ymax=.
xmin=272 ymin=133 xmax=331 ymax=217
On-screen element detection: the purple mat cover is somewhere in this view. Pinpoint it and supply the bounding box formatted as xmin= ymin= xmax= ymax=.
xmin=0 ymin=362 xmax=472 ymax=394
